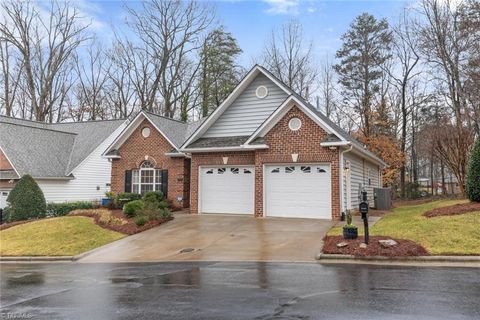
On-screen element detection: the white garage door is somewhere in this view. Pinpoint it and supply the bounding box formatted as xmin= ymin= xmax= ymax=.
xmin=265 ymin=164 xmax=331 ymax=219
xmin=200 ymin=166 xmax=255 ymax=214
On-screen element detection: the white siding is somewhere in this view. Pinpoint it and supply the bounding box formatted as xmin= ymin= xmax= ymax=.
xmin=203 ymin=74 xmax=288 ymax=137
xmin=343 ymin=153 xmax=381 ymax=210
xmin=37 ymin=123 xmax=126 ymax=203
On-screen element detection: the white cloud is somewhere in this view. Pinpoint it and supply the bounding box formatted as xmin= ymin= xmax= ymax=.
xmin=264 ymin=0 xmax=300 ymax=15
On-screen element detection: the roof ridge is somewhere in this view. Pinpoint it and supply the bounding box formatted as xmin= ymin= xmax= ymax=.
xmin=52 ymin=118 xmax=127 ymax=125
xmin=142 ymin=110 xmax=187 ymax=124
xmin=0 ymin=121 xmax=78 ymax=135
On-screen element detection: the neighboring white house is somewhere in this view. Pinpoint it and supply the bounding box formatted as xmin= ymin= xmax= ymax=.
xmin=0 ymin=116 xmax=127 ymax=207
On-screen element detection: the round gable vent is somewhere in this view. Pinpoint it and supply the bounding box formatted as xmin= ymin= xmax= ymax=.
xmin=288 ymin=117 xmax=302 ymax=131
xmin=142 ymin=127 xmax=151 ymax=138
xmin=255 ymin=85 xmax=268 ymax=99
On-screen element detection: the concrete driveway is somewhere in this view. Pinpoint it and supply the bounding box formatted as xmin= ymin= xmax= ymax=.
xmin=79 ymin=213 xmax=333 ymax=263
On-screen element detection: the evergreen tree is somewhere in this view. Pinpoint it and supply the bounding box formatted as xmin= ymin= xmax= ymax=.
xmin=334 ymin=13 xmax=392 ymax=137
xmin=7 ymin=175 xmax=46 ymax=221
xmin=466 ymin=138 xmax=480 ymax=202
xmin=200 ymin=27 xmax=242 ymax=117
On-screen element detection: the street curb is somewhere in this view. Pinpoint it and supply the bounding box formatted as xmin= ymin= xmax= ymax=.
xmin=0 ymin=256 xmax=75 ymax=262
xmin=316 ymin=253 xmax=480 ymax=263
xmin=0 ymin=245 xmax=120 ymax=263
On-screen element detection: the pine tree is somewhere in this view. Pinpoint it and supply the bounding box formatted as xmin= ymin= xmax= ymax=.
xmin=334 ymin=13 xmax=392 ymax=137
xmin=466 ymin=138 xmax=480 ymax=202
xmin=200 ymin=27 xmax=242 ymax=117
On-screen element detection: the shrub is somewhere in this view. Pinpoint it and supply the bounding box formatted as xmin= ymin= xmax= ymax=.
xmin=137 ymin=200 xmax=162 ymax=220
xmin=466 ymin=138 xmax=480 ymax=202
xmin=134 ymin=215 xmax=148 ymax=227
xmin=116 ymin=192 xmax=142 ymax=208
xmin=1 ymin=207 xmax=12 ymax=224
xmin=123 ymin=200 xmax=144 ymax=218
xmin=143 ymin=191 xmax=164 ymax=204
xmin=7 ymin=175 xmax=46 ymax=221
xmin=47 ymin=201 xmax=96 ymax=217
xmin=405 ymin=182 xmax=422 ymax=199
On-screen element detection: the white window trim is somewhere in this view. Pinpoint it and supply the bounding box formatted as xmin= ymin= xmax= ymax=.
xmin=132 ymin=162 xmax=162 ymax=194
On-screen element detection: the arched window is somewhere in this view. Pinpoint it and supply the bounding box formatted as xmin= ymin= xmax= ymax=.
xmin=132 ymin=161 xmax=162 ymax=194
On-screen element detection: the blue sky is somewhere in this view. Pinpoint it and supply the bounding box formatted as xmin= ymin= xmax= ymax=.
xmin=85 ymin=0 xmax=411 ymax=66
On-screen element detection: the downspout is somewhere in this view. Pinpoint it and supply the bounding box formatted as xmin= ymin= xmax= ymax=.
xmin=339 ymin=143 xmax=353 ymax=219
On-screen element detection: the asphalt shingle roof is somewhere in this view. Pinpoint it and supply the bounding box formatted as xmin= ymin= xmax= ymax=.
xmin=143 ymin=111 xmax=203 ymax=149
xmin=188 ymin=136 xmax=250 ymax=149
xmin=0 ymin=116 xmax=125 ymax=178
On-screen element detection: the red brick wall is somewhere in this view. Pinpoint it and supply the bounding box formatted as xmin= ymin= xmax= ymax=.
xmin=189 ymin=105 xmax=341 ymax=220
xmin=110 ymin=118 xmax=189 ymax=208
xmin=0 ymin=150 xmax=13 ymax=170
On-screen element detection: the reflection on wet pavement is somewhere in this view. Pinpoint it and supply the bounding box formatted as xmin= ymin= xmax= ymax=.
xmin=0 ymin=262 xmax=479 ymax=320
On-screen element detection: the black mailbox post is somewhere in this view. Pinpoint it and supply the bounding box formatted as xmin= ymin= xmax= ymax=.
xmin=359 ymin=190 xmax=369 ymax=244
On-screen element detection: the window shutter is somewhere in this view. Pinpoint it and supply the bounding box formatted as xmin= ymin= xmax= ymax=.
xmin=161 ymin=169 xmax=168 ymax=197
xmin=125 ymin=170 xmax=132 ymax=192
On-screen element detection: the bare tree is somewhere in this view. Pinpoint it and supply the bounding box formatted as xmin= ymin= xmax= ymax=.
xmin=0 ymin=0 xmax=89 ymax=122
xmin=125 ymin=0 xmax=214 ymax=118
xmin=261 ymin=20 xmax=317 ymax=99
xmin=73 ymin=37 xmax=111 ymax=120
xmin=0 ymin=41 xmax=23 ymax=116
xmin=390 ymin=10 xmax=421 ymax=197
xmin=317 ymin=55 xmax=336 ymax=117
xmin=417 ymin=0 xmax=476 ymax=129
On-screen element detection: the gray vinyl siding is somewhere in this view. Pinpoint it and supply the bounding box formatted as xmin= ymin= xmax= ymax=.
xmin=344 ymin=153 xmax=381 ymax=210
xmin=203 ymin=74 xmax=288 ymax=137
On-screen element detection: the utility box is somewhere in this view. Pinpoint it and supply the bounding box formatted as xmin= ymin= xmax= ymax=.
xmin=374 ymin=188 xmax=391 ymax=210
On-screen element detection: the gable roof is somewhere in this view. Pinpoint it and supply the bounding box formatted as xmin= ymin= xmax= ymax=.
xmin=180 ymin=65 xmax=386 ymax=166
xmin=0 ymin=116 xmax=126 ymax=179
xmin=103 ymin=110 xmax=202 ymax=157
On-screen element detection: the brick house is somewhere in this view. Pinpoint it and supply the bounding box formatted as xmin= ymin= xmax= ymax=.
xmin=179 ymin=65 xmax=386 ymax=220
xmin=103 ymin=111 xmax=201 ymax=208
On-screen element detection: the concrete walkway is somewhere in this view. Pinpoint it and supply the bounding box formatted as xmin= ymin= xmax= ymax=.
xmin=79 ymin=213 xmax=333 ymax=263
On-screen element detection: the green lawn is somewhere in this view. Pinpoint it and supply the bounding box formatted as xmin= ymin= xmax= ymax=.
xmin=0 ymin=216 xmax=125 ymax=256
xmin=329 ymin=200 xmax=480 ymax=255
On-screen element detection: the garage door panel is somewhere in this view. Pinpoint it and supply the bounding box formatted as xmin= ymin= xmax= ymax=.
xmin=265 ymin=164 xmax=332 ymax=219
xmin=200 ymin=166 xmax=254 ymax=214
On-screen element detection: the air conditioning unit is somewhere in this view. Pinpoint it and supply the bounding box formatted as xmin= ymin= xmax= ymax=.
xmin=374 ymin=188 xmax=391 ymax=210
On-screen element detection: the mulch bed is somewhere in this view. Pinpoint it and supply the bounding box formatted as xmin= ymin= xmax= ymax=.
xmin=423 ymin=202 xmax=480 ymax=218
xmin=322 ymin=235 xmax=429 ymax=257
xmin=0 ymin=219 xmax=40 ymax=231
xmin=69 ymin=209 xmax=173 ymax=235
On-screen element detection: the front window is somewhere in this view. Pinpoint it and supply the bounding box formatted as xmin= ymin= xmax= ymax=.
xmin=132 ymin=161 xmax=162 ymax=194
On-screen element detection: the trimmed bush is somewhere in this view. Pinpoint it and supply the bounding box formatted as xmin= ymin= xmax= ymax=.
xmin=47 ymin=201 xmax=96 ymax=217
xmin=7 ymin=175 xmax=46 ymax=221
xmin=123 ymin=200 xmax=144 ymax=218
xmin=116 ymin=192 xmax=142 ymax=208
xmin=466 ymin=138 xmax=480 ymax=202
xmin=134 ymin=215 xmax=148 ymax=227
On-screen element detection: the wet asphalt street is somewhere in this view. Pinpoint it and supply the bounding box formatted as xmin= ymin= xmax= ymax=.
xmin=0 ymin=262 xmax=479 ymax=320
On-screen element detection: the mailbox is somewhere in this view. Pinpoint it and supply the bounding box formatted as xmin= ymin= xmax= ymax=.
xmin=359 ymin=201 xmax=368 ymax=219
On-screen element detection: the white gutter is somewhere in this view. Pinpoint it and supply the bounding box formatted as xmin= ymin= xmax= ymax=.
xmin=164 ymin=152 xmax=189 ymax=158
xmin=320 ymin=141 xmax=351 ymax=147
xmin=339 ymin=143 xmax=353 ymax=216
xmin=180 ymin=144 xmax=269 ymax=153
